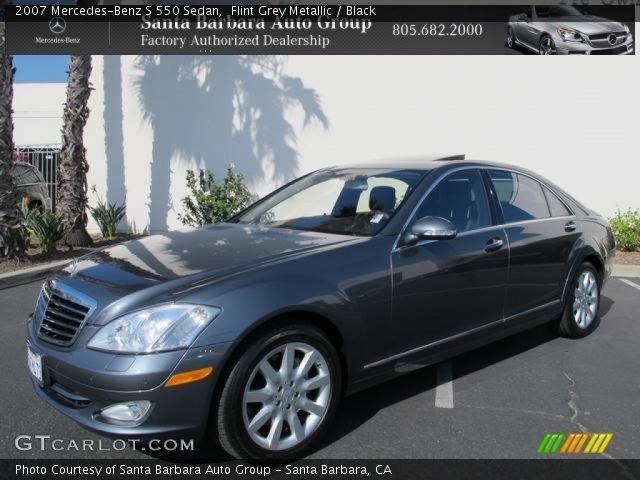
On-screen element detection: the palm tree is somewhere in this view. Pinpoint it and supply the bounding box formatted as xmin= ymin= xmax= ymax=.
xmin=56 ymin=53 xmax=94 ymax=247
xmin=56 ymin=0 xmax=101 ymax=246
xmin=0 ymin=0 xmax=25 ymax=259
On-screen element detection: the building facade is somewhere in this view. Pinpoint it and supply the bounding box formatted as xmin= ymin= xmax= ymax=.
xmin=14 ymin=51 xmax=640 ymax=233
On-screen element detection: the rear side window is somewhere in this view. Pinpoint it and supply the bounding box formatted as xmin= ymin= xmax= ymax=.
xmin=488 ymin=170 xmax=550 ymax=223
xmin=543 ymin=187 xmax=572 ymax=217
xmin=415 ymin=169 xmax=491 ymax=233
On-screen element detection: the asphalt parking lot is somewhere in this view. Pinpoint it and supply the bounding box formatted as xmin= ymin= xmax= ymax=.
xmin=1 ymin=278 xmax=639 ymax=461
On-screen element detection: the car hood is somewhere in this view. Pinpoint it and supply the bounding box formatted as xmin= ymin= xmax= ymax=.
xmin=57 ymin=223 xmax=359 ymax=323
xmin=539 ymin=16 xmax=625 ymax=35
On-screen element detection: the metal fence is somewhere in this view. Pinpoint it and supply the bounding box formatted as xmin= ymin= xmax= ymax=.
xmin=15 ymin=145 xmax=61 ymax=211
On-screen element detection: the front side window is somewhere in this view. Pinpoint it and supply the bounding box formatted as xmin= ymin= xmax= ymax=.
xmin=414 ymin=169 xmax=491 ymax=233
xmin=233 ymin=168 xmax=424 ymax=236
xmin=488 ymin=170 xmax=550 ymax=223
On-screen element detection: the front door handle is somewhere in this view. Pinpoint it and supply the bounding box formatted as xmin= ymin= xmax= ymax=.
xmin=485 ymin=237 xmax=504 ymax=252
xmin=564 ymin=221 xmax=577 ymax=232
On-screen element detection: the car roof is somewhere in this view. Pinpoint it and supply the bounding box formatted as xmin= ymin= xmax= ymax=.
xmin=330 ymin=156 xmax=526 ymax=172
xmin=13 ymin=162 xmax=38 ymax=171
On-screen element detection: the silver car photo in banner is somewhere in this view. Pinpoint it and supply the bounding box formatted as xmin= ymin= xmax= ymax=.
xmin=507 ymin=5 xmax=633 ymax=55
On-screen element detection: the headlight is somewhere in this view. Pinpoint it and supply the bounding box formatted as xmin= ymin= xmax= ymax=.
xmin=624 ymin=25 xmax=630 ymax=34
xmin=557 ymin=27 xmax=584 ymax=43
xmin=87 ymin=304 xmax=221 ymax=354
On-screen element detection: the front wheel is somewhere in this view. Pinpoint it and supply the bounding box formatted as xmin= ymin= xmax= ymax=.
xmin=539 ymin=35 xmax=557 ymax=55
xmin=215 ymin=324 xmax=342 ymax=460
xmin=556 ymin=262 xmax=601 ymax=338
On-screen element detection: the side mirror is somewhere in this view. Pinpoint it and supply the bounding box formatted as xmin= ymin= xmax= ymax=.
xmin=404 ymin=216 xmax=457 ymax=244
xmin=517 ymin=14 xmax=529 ymax=22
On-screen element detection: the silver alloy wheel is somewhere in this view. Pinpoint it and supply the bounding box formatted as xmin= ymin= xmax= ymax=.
xmin=507 ymin=29 xmax=514 ymax=48
xmin=242 ymin=342 xmax=332 ymax=451
xmin=540 ymin=36 xmax=556 ymax=54
xmin=573 ymin=271 xmax=599 ymax=329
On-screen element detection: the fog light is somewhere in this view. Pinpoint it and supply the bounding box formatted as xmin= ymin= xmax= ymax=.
xmin=99 ymin=401 xmax=151 ymax=424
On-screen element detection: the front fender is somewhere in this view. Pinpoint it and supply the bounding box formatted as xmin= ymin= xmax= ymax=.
xmin=196 ymin=274 xmax=367 ymax=369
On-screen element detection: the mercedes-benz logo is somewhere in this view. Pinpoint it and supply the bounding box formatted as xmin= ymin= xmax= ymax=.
xmin=608 ymin=33 xmax=617 ymax=45
xmin=49 ymin=17 xmax=66 ymax=35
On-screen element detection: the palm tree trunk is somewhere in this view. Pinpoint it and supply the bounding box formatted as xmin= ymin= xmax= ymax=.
xmin=57 ymin=55 xmax=93 ymax=247
xmin=0 ymin=42 xmax=25 ymax=259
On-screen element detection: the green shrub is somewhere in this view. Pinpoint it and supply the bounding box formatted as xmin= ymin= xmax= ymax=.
xmin=610 ymin=209 xmax=640 ymax=252
xmin=19 ymin=199 xmax=38 ymax=248
xmin=178 ymin=166 xmax=253 ymax=227
xmin=26 ymin=212 xmax=65 ymax=254
xmin=90 ymin=198 xmax=126 ymax=239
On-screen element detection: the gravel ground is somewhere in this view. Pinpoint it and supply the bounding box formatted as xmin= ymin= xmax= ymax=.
xmin=614 ymin=251 xmax=640 ymax=265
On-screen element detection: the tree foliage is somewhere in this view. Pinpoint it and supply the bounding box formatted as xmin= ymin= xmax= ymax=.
xmin=178 ymin=167 xmax=253 ymax=227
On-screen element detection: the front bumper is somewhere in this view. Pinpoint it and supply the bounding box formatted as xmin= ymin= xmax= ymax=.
xmin=556 ymin=35 xmax=634 ymax=55
xmin=27 ymin=318 xmax=232 ymax=441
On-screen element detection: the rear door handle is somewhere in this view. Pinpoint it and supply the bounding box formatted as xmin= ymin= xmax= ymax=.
xmin=564 ymin=221 xmax=577 ymax=232
xmin=485 ymin=237 xmax=504 ymax=252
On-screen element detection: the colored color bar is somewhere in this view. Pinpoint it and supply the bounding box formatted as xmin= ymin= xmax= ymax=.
xmin=574 ymin=433 xmax=589 ymax=453
xmin=597 ymin=434 xmax=613 ymax=453
xmin=567 ymin=434 xmax=583 ymax=453
xmin=560 ymin=433 xmax=576 ymax=453
xmin=550 ymin=434 xmax=566 ymax=453
xmin=590 ymin=434 xmax=606 ymax=453
xmin=545 ymin=434 xmax=559 ymax=453
xmin=584 ymin=433 xmax=599 ymax=453
xmin=537 ymin=434 xmax=552 ymax=454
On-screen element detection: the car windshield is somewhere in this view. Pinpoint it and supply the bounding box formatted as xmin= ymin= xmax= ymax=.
xmin=535 ymin=6 xmax=584 ymax=18
xmin=232 ymin=168 xmax=425 ymax=236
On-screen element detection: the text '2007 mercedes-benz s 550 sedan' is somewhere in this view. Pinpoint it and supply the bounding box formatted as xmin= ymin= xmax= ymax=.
xmin=26 ymin=159 xmax=615 ymax=460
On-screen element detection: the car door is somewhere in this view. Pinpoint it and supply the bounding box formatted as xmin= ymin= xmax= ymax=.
xmin=486 ymin=169 xmax=578 ymax=319
xmin=389 ymin=169 xmax=509 ymax=358
xmin=514 ymin=6 xmax=537 ymax=48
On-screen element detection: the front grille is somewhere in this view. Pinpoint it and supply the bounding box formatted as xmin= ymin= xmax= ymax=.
xmin=37 ymin=283 xmax=92 ymax=347
xmin=588 ymin=31 xmax=626 ymax=41
xmin=49 ymin=382 xmax=92 ymax=408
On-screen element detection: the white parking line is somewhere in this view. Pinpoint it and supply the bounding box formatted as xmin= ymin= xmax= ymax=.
xmin=435 ymin=360 xmax=454 ymax=409
xmin=619 ymin=278 xmax=640 ymax=291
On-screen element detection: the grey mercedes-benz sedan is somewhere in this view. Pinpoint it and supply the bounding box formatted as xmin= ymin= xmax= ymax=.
xmin=507 ymin=5 xmax=633 ymax=55
xmin=27 ymin=159 xmax=615 ymax=459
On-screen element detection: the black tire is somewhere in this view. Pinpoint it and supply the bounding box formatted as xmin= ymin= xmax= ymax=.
xmin=506 ymin=27 xmax=515 ymax=48
xmin=556 ymin=262 xmax=601 ymax=338
xmin=539 ymin=34 xmax=557 ymax=55
xmin=29 ymin=201 xmax=44 ymax=214
xmin=215 ymin=324 xmax=342 ymax=460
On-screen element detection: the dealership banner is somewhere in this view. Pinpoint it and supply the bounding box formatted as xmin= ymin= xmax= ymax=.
xmin=4 ymin=459 xmax=640 ymax=480
xmin=1 ymin=4 xmax=636 ymax=55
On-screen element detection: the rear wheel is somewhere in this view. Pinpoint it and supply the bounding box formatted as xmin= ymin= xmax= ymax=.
xmin=215 ymin=324 xmax=342 ymax=460
xmin=506 ymin=27 xmax=515 ymax=48
xmin=556 ymin=262 xmax=601 ymax=338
